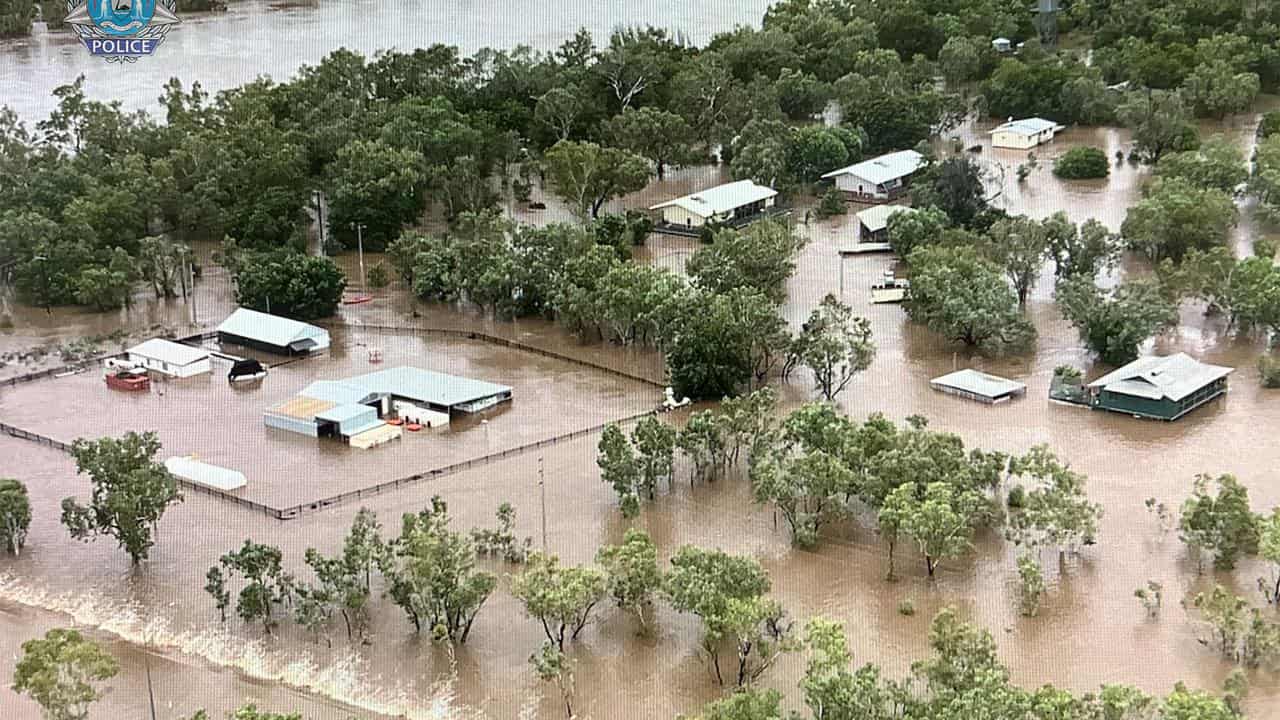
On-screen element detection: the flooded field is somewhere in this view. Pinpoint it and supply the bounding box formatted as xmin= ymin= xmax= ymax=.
xmin=0 ymin=329 xmax=659 ymax=507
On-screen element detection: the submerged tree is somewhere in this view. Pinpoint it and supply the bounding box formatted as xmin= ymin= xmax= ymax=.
xmin=512 ymin=551 xmax=608 ymax=651
xmin=792 ymin=294 xmax=876 ymax=402
xmin=905 ymin=245 xmax=1036 ymax=353
xmin=379 ymin=496 xmax=496 ymax=642
xmin=212 ymin=540 xmax=293 ymax=635
xmin=12 ymin=628 xmax=119 ymax=720
xmin=62 ymin=431 xmax=182 ymax=566
xmin=596 ymin=528 xmax=662 ymax=631
xmin=1056 ymin=276 xmax=1178 ymax=366
xmin=0 ymin=477 xmax=32 ymax=556
xmin=530 ymin=642 xmax=576 ymax=719
xmin=1179 ymin=474 xmax=1259 ymax=572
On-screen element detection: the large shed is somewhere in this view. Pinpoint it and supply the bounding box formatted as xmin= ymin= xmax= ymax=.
xmin=264 ymin=366 xmax=512 ymax=441
xmin=990 ymin=118 xmax=1065 ymax=149
xmin=1086 ymin=353 xmax=1232 ymax=421
xmin=217 ymin=308 xmax=331 ymax=356
xmin=822 ymin=150 xmax=926 ymax=202
xmin=650 ymin=180 xmax=778 ymax=229
xmin=126 ymin=339 xmax=211 ymax=378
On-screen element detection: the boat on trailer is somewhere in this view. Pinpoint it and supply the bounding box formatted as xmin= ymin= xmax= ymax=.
xmin=228 ymin=358 xmax=268 ymax=384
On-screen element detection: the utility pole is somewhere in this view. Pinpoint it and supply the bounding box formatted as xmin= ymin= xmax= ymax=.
xmin=33 ymin=255 xmax=50 ymax=315
xmin=539 ymin=456 xmax=547 ymax=551
xmin=312 ymin=190 xmax=327 ymax=256
xmin=352 ymin=222 xmax=367 ymax=290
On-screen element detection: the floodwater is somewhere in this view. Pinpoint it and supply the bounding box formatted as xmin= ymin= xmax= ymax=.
xmin=4 ymin=4 xmax=1280 ymax=717
xmin=0 ymin=0 xmax=774 ymax=124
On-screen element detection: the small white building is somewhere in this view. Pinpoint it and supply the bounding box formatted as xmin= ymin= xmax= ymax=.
xmin=126 ymin=339 xmax=212 ymax=378
xmin=992 ymin=37 xmax=1012 ymax=53
xmin=821 ymin=150 xmax=926 ymax=203
xmin=649 ymin=180 xmax=778 ymax=229
xmin=989 ymin=118 xmax=1065 ymax=149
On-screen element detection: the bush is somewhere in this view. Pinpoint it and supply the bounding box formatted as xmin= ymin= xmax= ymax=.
xmin=1053 ymin=147 xmax=1110 ymax=179
xmin=1007 ymin=484 xmax=1026 ymax=509
xmin=815 ymin=187 xmax=848 ymax=219
xmin=367 ymin=263 xmax=390 ymax=289
xmin=1053 ymin=365 xmax=1083 ymax=383
xmin=897 ymin=600 xmax=915 ymax=616
xmin=1260 ymin=111 xmax=1280 ymax=139
xmin=1260 ymin=355 xmax=1280 ymax=389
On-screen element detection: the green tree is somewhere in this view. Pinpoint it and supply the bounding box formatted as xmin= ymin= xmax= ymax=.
xmin=980 ymin=215 xmax=1050 ymax=306
xmin=1156 ymin=136 xmax=1248 ymax=192
xmin=214 ymin=540 xmax=293 ymax=635
xmin=61 ymin=432 xmax=182 ymax=566
xmin=608 ymin=107 xmax=694 ymax=181
xmin=596 ymin=528 xmax=662 ymax=630
xmin=1052 ymin=147 xmax=1110 ymax=179
xmin=512 ymin=551 xmax=607 ymax=651
xmin=905 ymin=245 xmax=1036 ymax=353
xmin=1056 ymin=275 xmax=1178 ymax=366
xmin=886 ymin=205 xmax=948 ymax=258
xmin=1117 ymin=90 xmax=1200 ymax=163
xmin=938 ymin=36 xmax=982 ymax=87
xmin=688 ymin=688 xmax=785 ymax=720
xmin=884 ymin=482 xmax=983 ymax=577
xmin=1183 ymin=61 xmax=1260 ymax=118
xmin=297 ymin=545 xmax=370 ymax=643
xmin=534 ymin=86 xmax=584 ymax=143
xmin=598 ymin=424 xmax=642 ymax=517
xmin=752 ymin=449 xmax=854 ymax=548
xmin=1016 ymin=554 xmax=1045 ymax=617
xmin=910 ymin=157 xmax=989 ymax=228
xmin=1044 ymin=214 xmax=1120 ymax=281
xmin=667 ymin=288 xmax=779 ymax=401
xmin=1123 ymin=176 xmax=1235 ymax=264
xmin=1259 ymin=508 xmax=1280 ymax=604
xmin=1006 ymin=446 xmax=1103 ymax=561
xmin=664 ymin=545 xmax=775 ymax=686
xmin=232 ymin=251 xmax=347 ymax=321
xmin=530 ymin=642 xmax=575 ymax=719
xmin=379 ymin=496 xmax=496 ymax=642
xmin=1179 ymin=473 xmax=1260 ymax=572
xmin=800 ymin=618 xmax=898 ymax=719
xmin=792 ymin=293 xmax=875 ymax=401
xmin=631 ymin=416 xmax=677 ymax=500
xmin=326 ymin=139 xmax=426 ymax=249
xmin=687 ymin=219 xmax=805 ymax=304
xmin=0 ymin=477 xmax=32 ymax=556
xmin=12 ymin=629 xmax=118 ymax=720
xmin=543 ymin=140 xmax=651 ymax=218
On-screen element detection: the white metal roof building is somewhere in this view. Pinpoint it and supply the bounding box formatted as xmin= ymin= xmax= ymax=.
xmin=217 ymin=308 xmax=331 ymax=356
xmin=164 ymin=456 xmax=247 ymax=491
xmin=856 ymin=204 xmax=916 ymax=239
xmin=1086 ymin=353 xmax=1233 ymax=420
xmin=990 ymin=118 xmax=1066 ymax=149
xmin=930 ymin=369 xmax=1027 ymax=404
xmin=822 ymin=150 xmax=926 ymax=201
xmin=649 ymin=180 xmax=778 ymax=228
xmin=126 ymin=339 xmax=212 ymax=378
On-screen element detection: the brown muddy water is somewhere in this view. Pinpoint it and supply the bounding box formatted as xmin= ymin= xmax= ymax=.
xmin=4 ymin=96 xmax=1280 ymax=720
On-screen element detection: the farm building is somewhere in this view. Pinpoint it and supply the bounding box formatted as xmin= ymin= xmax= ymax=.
xmin=856 ymin=204 xmax=916 ymax=245
xmin=264 ymin=366 xmax=512 ymax=441
xmin=125 ymin=339 xmax=211 ymax=378
xmin=649 ymin=180 xmax=778 ymax=230
xmin=821 ymin=150 xmax=926 ymax=202
xmin=992 ymin=37 xmax=1012 ymax=53
xmin=930 ymin=369 xmax=1027 ymax=404
xmin=989 ymin=118 xmax=1065 ymax=149
xmin=1086 ymin=353 xmax=1232 ymax=421
xmin=217 ymin=308 xmax=331 ymax=356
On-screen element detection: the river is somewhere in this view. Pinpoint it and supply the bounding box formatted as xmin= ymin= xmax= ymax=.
xmin=4 ymin=3 xmax=1280 ymax=719
xmin=0 ymin=0 xmax=774 ymax=125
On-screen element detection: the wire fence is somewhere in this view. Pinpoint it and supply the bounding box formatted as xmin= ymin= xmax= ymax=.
xmin=2 ymin=409 xmax=661 ymax=521
xmin=319 ymin=321 xmax=666 ymax=388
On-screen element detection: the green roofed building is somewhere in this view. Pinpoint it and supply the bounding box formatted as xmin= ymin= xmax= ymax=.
xmin=1086 ymin=353 xmax=1232 ymax=421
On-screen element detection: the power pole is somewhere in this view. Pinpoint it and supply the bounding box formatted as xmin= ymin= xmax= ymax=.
xmin=539 ymin=456 xmax=547 ymax=552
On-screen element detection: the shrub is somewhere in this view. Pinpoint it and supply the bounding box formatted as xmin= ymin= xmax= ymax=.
xmin=897 ymin=600 xmax=916 ymax=616
xmin=1262 ymin=111 xmax=1280 ymax=139
xmin=1260 ymin=355 xmax=1280 ymax=389
xmin=1007 ymin=484 xmax=1027 ymax=509
xmin=367 ymin=263 xmax=390 ymax=289
xmin=1053 ymin=147 xmax=1110 ymax=179
xmin=815 ymin=187 xmax=848 ymax=219
xmin=1053 ymin=365 xmax=1083 ymax=383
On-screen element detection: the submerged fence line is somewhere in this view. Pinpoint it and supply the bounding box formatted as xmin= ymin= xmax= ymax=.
xmin=319 ymin=320 xmax=667 ymax=388
xmin=1 ymin=410 xmax=658 ymax=521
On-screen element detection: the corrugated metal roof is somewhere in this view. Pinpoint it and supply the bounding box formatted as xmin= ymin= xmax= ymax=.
xmin=298 ymin=380 xmax=374 ymax=405
xmin=315 ymin=403 xmax=378 ymax=424
xmin=128 ymin=338 xmax=210 ymax=367
xmin=822 ymin=150 xmax=926 ymax=185
xmin=990 ymin=118 xmax=1064 ymax=136
xmin=1088 ymin=353 xmax=1234 ymax=402
xmin=348 ymin=366 xmax=512 ymax=408
xmin=218 ymin=308 xmax=329 ymax=349
xmin=649 ymin=180 xmax=778 ymax=218
xmin=856 ymin=204 xmax=916 ymax=234
xmin=931 ymin=369 xmax=1026 ymax=399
